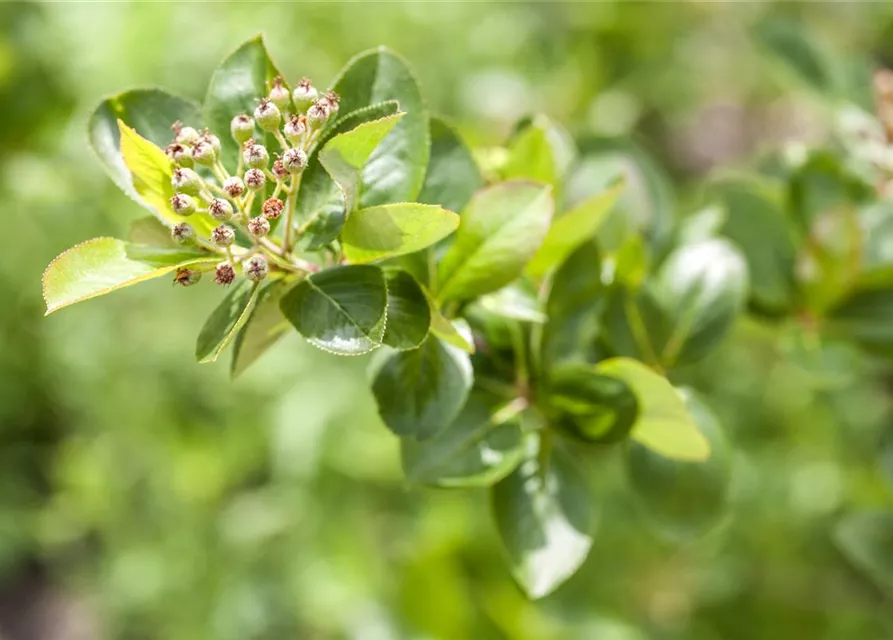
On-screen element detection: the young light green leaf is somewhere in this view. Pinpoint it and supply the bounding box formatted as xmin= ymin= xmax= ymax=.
xmin=437 ymin=181 xmax=554 ymax=301
xmin=526 ymin=179 xmax=625 ymax=279
xmin=88 ymin=89 xmax=201 ymax=206
xmin=342 ymin=203 xmax=459 ymax=263
xmin=595 ymin=358 xmax=709 ymax=461
xmin=231 ymin=280 xmax=292 ymax=377
xmin=476 ymin=283 xmax=546 ymax=324
xmin=318 ymin=113 xmax=405 ymax=213
xmin=418 ymin=117 xmax=483 ymax=212
xmin=383 ymin=270 xmax=430 ymax=350
xmin=834 ymin=510 xmax=893 ymax=596
xmin=372 ymin=335 xmax=473 ymax=440
xmin=43 ymin=237 xmax=215 ymax=315
xmin=548 ymin=364 xmax=638 ymax=444
xmin=626 ymin=392 xmax=731 ymax=540
xmin=280 ymin=265 xmax=388 ymax=356
xmin=203 ymin=35 xmax=283 ymax=167
xmin=429 ymin=307 xmax=475 ymax=354
xmin=129 ymin=217 xmax=177 ymax=247
xmin=331 ymin=47 xmax=429 ymax=207
xmin=123 ymin=244 xmax=208 ymax=267
xmin=502 ymin=118 xmax=557 ymax=187
xmin=401 ymin=394 xmax=527 ymax=488
xmin=196 ymin=280 xmax=263 ymax=364
xmin=492 ymin=437 xmax=595 ymax=599
xmin=116 ymin=121 xmax=214 ymax=235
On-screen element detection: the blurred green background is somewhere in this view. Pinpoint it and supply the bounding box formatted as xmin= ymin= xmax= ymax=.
xmin=4 ymin=2 xmax=893 ymax=638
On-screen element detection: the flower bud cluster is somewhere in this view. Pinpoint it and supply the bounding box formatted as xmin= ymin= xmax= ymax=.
xmin=162 ymin=75 xmax=337 ymax=286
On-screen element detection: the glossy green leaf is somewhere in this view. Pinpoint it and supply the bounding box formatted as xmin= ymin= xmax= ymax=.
xmin=651 ymin=238 xmax=748 ymax=367
xmin=43 ymin=237 xmax=215 ymax=315
xmin=476 ymin=283 xmax=546 ymax=324
xmin=372 ymin=335 xmax=473 ymax=440
xmin=626 ymin=392 xmax=731 ymax=540
xmin=834 ymin=510 xmax=893 ymax=596
xmin=492 ymin=436 xmax=595 ymax=599
xmin=437 ymin=181 xmax=554 ymax=301
xmin=543 ymin=241 xmax=605 ymax=366
xmin=548 ymin=364 xmax=638 ymax=444
xmin=428 ymin=305 xmax=475 ymax=354
xmin=418 ymin=117 xmax=483 ymax=212
xmin=318 ymin=114 xmax=405 ymax=213
xmin=116 ymin=121 xmax=215 ymax=235
xmin=231 ymin=280 xmax=291 ymax=377
xmin=196 ymin=280 xmax=263 ymax=364
xmin=526 ymin=179 xmax=625 ymax=279
xmin=710 ymin=177 xmax=799 ymax=315
xmin=203 ymin=35 xmax=283 ymax=167
xmin=677 ymin=205 xmax=727 ymax=245
xmin=503 ymin=118 xmax=556 ymax=187
xmin=401 ymin=393 xmax=527 ymax=487
xmin=280 ymin=265 xmax=388 ymax=356
xmin=331 ymin=47 xmax=429 ymax=207
xmin=383 ymin=270 xmax=430 ymax=350
xmin=342 ymin=203 xmax=458 ymax=263
xmin=826 ymin=283 xmax=893 ymax=355
xmin=595 ymin=358 xmax=709 ymax=461
xmin=88 ymin=88 xmax=200 ymax=208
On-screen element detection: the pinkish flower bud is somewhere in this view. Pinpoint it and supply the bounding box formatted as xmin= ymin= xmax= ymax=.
xmin=268 ymin=76 xmax=292 ymax=112
xmin=165 ymin=142 xmax=194 ymax=167
xmin=271 ymin=159 xmax=289 ymax=181
xmin=215 ymin=262 xmax=236 ymax=285
xmin=254 ymin=98 xmax=281 ymax=132
xmin=262 ymin=197 xmax=284 ymax=219
xmin=171 ymin=167 xmax=202 ymax=195
xmin=208 ymin=198 xmax=234 ymax=221
xmin=242 ymin=140 xmax=269 ymax=169
xmin=170 ymin=193 xmax=196 ymax=216
xmin=244 ymin=168 xmax=266 ymax=191
xmin=170 ymin=222 xmax=194 ymax=244
xmin=247 ymin=216 xmax=270 ymax=238
xmin=231 ymin=114 xmax=255 ymax=144
xmin=282 ymin=147 xmax=307 ymax=174
xmin=283 ymin=114 xmax=307 ymax=145
xmin=172 ymin=121 xmax=200 ymax=145
xmin=243 ymin=254 xmax=269 ymax=282
xmin=223 ymin=176 xmax=245 ymax=198
xmin=292 ymin=78 xmax=318 ymax=111
xmin=211 ymin=224 xmax=235 ymax=247
xmin=191 ymin=138 xmax=216 ymax=166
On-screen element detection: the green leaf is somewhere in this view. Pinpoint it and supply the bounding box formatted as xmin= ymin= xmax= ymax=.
xmin=626 ymin=392 xmax=731 ymax=540
xmin=88 ymin=88 xmax=200 ymax=208
xmin=196 ymin=280 xmax=263 ymax=364
xmin=279 ymin=265 xmax=388 ymax=356
xmin=476 ymin=283 xmax=546 ymax=324
xmin=826 ymin=283 xmax=893 ymax=355
xmin=342 ymin=203 xmax=459 ymax=263
xmin=295 ymin=101 xmax=401 ymax=225
xmin=128 ymin=217 xmax=177 ymax=247
xmin=752 ymin=18 xmax=839 ymax=96
xmin=429 ymin=306 xmax=475 ymax=354
xmin=318 ymin=113 xmax=405 ymax=213
xmin=331 ymin=47 xmax=430 ymax=207
xmin=116 ymin=121 xmax=215 ymax=235
xmin=43 ymin=237 xmax=215 ymax=315
xmin=203 ymin=35 xmax=283 ymax=168
xmin=401 ymin=393 xmax=527 ymax=487
xmin=123 ymin=244 xmax=208 ymax=267
xmin=231 ymin=280 xmax=292 ymax=377
xmin=650 ymin=238 xmax=748 ymax=367
xmin=503 ymin=118 xmax=557 ymax=187
xmin=372 ymin=335 xmax=473 ymax=440
xmin=548 ymin=364 xmax=638 ymax=444
xmin=834 ymin=510 xmax=893 ymax=596
xmin=418 ymin=117 xmax=483 ymax=212
xmin=382 ymin=270 xmax=430 ymax=350
xmin=437 ymin=181 xmax=554 ymax=301
xmin=677 ymin=205 xmax=726 ymax=245
xmin=710 ymin=176 xmax=799 ymax=315
xmin=526 ymin=179 xmax=625 ymax=279
xmin=595 ymin=358 xmax=709 ymax=461
xmin=492 ymin=436 xmax=595 ymax=599
xmin=543 ymin=241 xmax=606 ymax=366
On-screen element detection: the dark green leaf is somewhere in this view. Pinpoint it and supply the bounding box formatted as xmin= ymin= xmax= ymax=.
xmin=826 ymin=283 xmax=893 ymax=355
xmin=548 ymin=364 xmax=638 ymax=444
xmin=88 ymin=88 xmax=200 ymax=205
xmin=383 ymin=270 xmax=430 ymax=350
xmin=280 ymin=265 xmax=388 ymax=356
xmin=437 ymin=181 xmax=554 ymax=301
xmin=626 ymin=392 xmax=731 ymax=540
xmin=834 ymin=510 xmax=893 ymax=596
xmin=492 ymin=436 xmax=595 ymax=599
xmin=203 ymin=35 xmax=283 ymax=168
xmin=231 ymin=280 xmax=291 ymax=377
xmin=371 ymin=335 xmax=473 ymax=439
xmin=418 ymin=117 xmax=483 ymax=212
xmin=196 ymin=280 xmax=263 ymax=364
xmin=752 ymin=18 xmax=839 ymax=96
xmin=401 ymin=393 xmax=527 ymax=487
xmin=331 ymin=47 xmax=429 ymax=207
